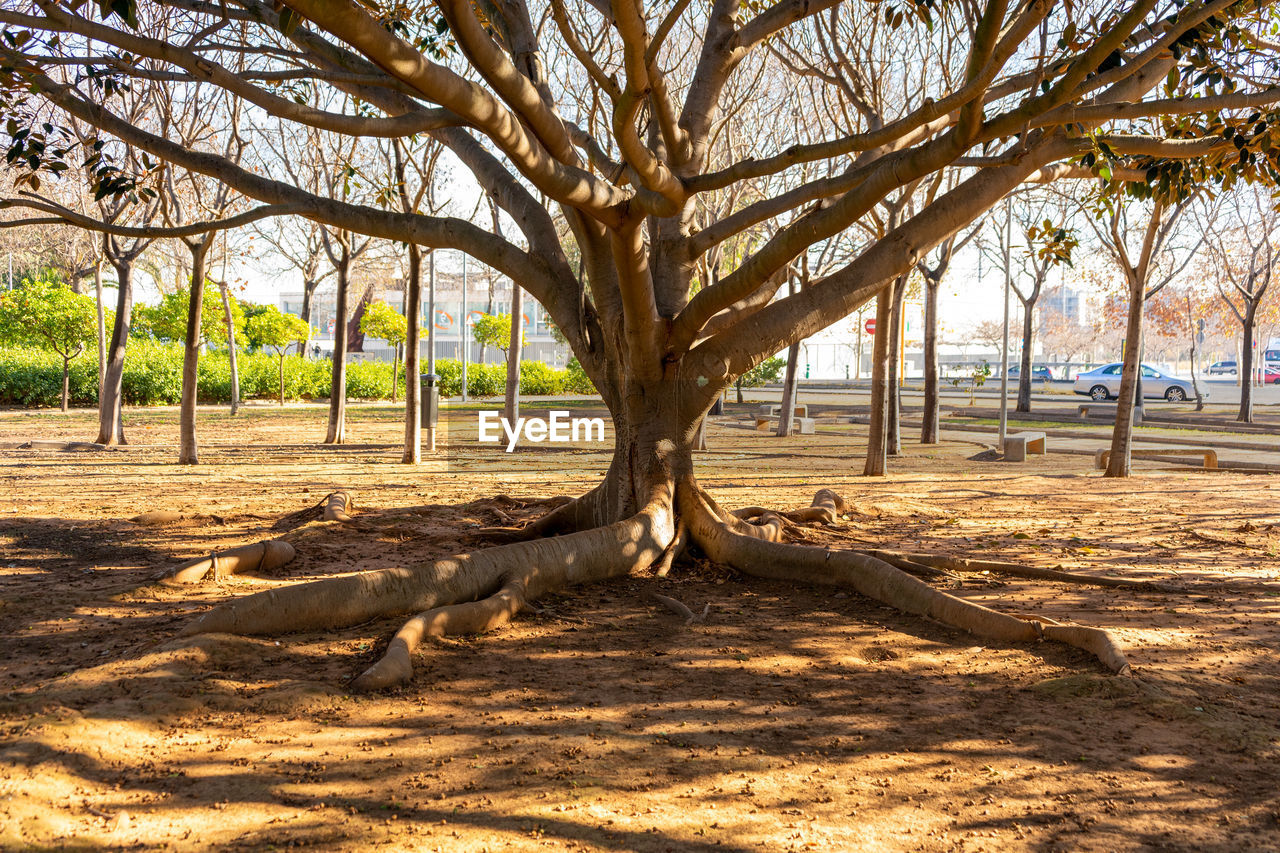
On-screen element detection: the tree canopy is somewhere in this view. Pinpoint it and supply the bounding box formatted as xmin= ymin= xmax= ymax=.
xmin=133 ymin=283 xmax=246 ymax=347
xmin=0 ymin=275 xmax=96 ymax=359
xmin=245 ymin=305 xmax=311 ymax=355
xmin=359 ymin=301 xmax=407 ymax=350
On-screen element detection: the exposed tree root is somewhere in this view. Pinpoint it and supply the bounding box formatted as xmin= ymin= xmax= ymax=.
xmin=732 ymin=489 xmax=846 ymax=527
xmin=341 ymin=502 xmax=673 ymax=691
xmin=16 ymin=440 xmax=121 ymax=452
xmin=130 ymin=510 xmax=226 ymax=527
xmin=860 ymin=549 xmax=1177 ymax=591
xmin=164 ymin=540 xmax=296 ymax=584
xmin=323 ymin=491 xmax=355 ymax=522
xmin=648 ymin=590 xmax=710 ymax=624
xmin=479 ymin=490 xmax=600 ymax=542
xmin=652 ymin=519 xmax=688 ymax=578
xmin=272 ymin=491 xmax=357 ymax=530
xmin=351 ymin=572 xmax=530 ymax=691
xmin=183 ymin=500 xmax=675 ymax=687
xmin=683 ymin=485 xmax=1132 ymax=676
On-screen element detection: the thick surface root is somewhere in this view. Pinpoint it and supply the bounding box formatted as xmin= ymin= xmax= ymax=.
xmin=862 ymin=549 xmax=1175 ymax=591
xmin=164 ymin=540 xmax=295 ymax=585
xmin=183 ymin=501 xmax=674 ymax=640
xmin=683 ymin=486 xmax=1132 ymax=676
xmin=323 ymin=491 xmax=355 ymax=522
xmin=351 ymin=574 xmax=530 ymax=692
xmin=652 ymin=519 xmax=688 ymax=578
xmin=272 ymin=491 xmax=356 ymax=530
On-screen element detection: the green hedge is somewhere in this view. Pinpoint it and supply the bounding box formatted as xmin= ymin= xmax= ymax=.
xmin=0 ymin=344 xmax=596 ymax=407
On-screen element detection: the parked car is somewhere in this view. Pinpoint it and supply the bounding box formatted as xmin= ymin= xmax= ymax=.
xmin=1073 ymin=363 xmax=1202 ymax=402
xmin=1265 ymin=366 xmax=1280 ymax=385
xmin=1006 ymin=365 xmax=1053 ymax=381
xmin=1207 ymin=360 xmax=1238 ymax=376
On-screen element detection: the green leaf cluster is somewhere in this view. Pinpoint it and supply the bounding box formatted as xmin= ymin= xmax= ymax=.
xmin=0 ymin=276 xmax=97 ymax=360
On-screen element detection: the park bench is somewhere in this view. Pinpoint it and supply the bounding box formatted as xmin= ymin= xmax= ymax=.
xmin=1094 ymin=448 xmax=1218 ymax=469
xmin=759 ymin=404 xmax=809 ymax=418
xmin=1004 ymin=431 xmax=1047 ymax=462
xmin=1078 ymin=403 xmax=1143 ymax=424
xmin=754 ymin=414 xmax=817 ymax=434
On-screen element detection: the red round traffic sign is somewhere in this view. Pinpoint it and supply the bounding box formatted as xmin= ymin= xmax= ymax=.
xmin=864 ymin=318 xmax=876 ymax=334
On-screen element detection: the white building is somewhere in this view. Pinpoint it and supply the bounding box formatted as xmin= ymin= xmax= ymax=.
xmin=281 ymin=267 xmax=570 ymax=366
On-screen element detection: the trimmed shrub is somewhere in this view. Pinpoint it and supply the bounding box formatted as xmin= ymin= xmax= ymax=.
xmin=0 ymin=344 xmax=596 ymax=407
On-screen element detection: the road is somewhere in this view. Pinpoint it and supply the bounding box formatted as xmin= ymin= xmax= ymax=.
xmin=744 ymin=379 xmax=1280 ymax=408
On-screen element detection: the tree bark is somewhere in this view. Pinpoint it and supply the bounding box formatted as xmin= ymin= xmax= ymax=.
xmin=403 ymin=244 xmax=422 ymax=463
xmin=96 ymin=256 xmax=132 ymax=446
xmin=279 ymin=353 xmax=287 ymax=405
xmin=179 ymin=238 xmax=211 ymax=465
xmin=921 ymin=279 xmax=939 ymax=444
xmin=1239 ymin=309 xmax=1255 ymax=423
xmin=93 ymin=258 xmax=106 ymax=396
xmin=776 ymin=341 xmax=800 ymax=437
xmin=1016 ymin=302 xmax=1034 ymax=413
xmin=325 ymin=241 xmax=351 ymax=444
xmin=391 ymin=343 xmax=400 ymax=404
xmin=505 ymin=283 xmax=523 ymax=424
xmin=1105 ymin=283 xmax=1145 ymax=478
xmin=61 ymin=353 xmax=71 ymax=412
xmin=886 ymin=276 xmax=906 ymax=456
xmin=864 ymin=281 xmax=894 ymax=476
xmin=298 ymin=278 xmax=318 ymax=355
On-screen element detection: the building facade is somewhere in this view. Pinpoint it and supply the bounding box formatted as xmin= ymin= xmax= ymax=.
xmin=281 ymin=267 xmax=570 ymax=367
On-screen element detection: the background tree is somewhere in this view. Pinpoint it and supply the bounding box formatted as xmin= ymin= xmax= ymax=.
xmin=245 ymin=307 xmax=311 ymax=407
xmin=471 ymin=313 xmax=520 ymax=363
xmin=359 ymin=301 xmax=408 ymax=403
xmin=1084 ymin=188 xmax=1206 ymax=477
xmin=1202 ymin=186 xmax=1278 ymax=423
xmin=134 ymin=284 xmax=246 ymax=346
xmin=0 ymin=276 xmax=96 ymax=411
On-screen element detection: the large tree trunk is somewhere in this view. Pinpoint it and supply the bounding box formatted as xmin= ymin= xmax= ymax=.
xmin=864 ymin=282 xmax=894 ymax=476
xmin=403 ymin=245 xmax=422 ymax=463
xmin=505 ymin=284 xmax=523 ymax=424
xmin=1016 ymin=303 xmax=1034 ymax=413
xmin=921 ymin=280 xmax=939 ymax=444
xmin=1105 ymin=283 xmax=1145 ymax=478
xmin=96 ymin=257 xmax=132 ymax=446
xmin=1239 ymin=310 xmax=1255 ymax=423
xmin=325 ymin=243 xmax=351 ymax=444
xmin=776 ymin=341 xmax=800 ymax=437
xmin=886 ymin=277 xmax=906 ymax=456
xmin=220 ymin=281 xmax=240 ymax=416
xmin=179 ymin=239 xmax=210 ymax=465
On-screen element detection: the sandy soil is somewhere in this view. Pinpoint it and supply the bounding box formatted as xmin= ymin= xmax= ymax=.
xmin=2 ymin=401 xmax=1279 ymax=852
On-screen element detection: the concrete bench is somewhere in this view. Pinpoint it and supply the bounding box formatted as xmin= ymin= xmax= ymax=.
xmin=755 ymin=415 xmax=816 ymax=434
xmin=1095 ymin=448 xmax=1217 ymax=470
xmin=1004 ymin=431 xmax=1047 ymax=462
xmin=759 ymin=403 xmax=808 ymax=418
xmin=1079 ymin=403 xmax=1143 ymax=424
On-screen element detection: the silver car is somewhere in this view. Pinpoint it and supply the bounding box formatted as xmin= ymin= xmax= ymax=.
xmin=1073 ymin=363 xmax=1201 ymax=402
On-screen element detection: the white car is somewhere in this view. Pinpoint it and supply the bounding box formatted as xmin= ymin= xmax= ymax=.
xmin=1073 ymin=363 xmax=1201 ymax=402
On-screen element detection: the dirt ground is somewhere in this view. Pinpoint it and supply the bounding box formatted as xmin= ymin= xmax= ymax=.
xmin=2 ymin=402 xmax=1279 ymax=852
